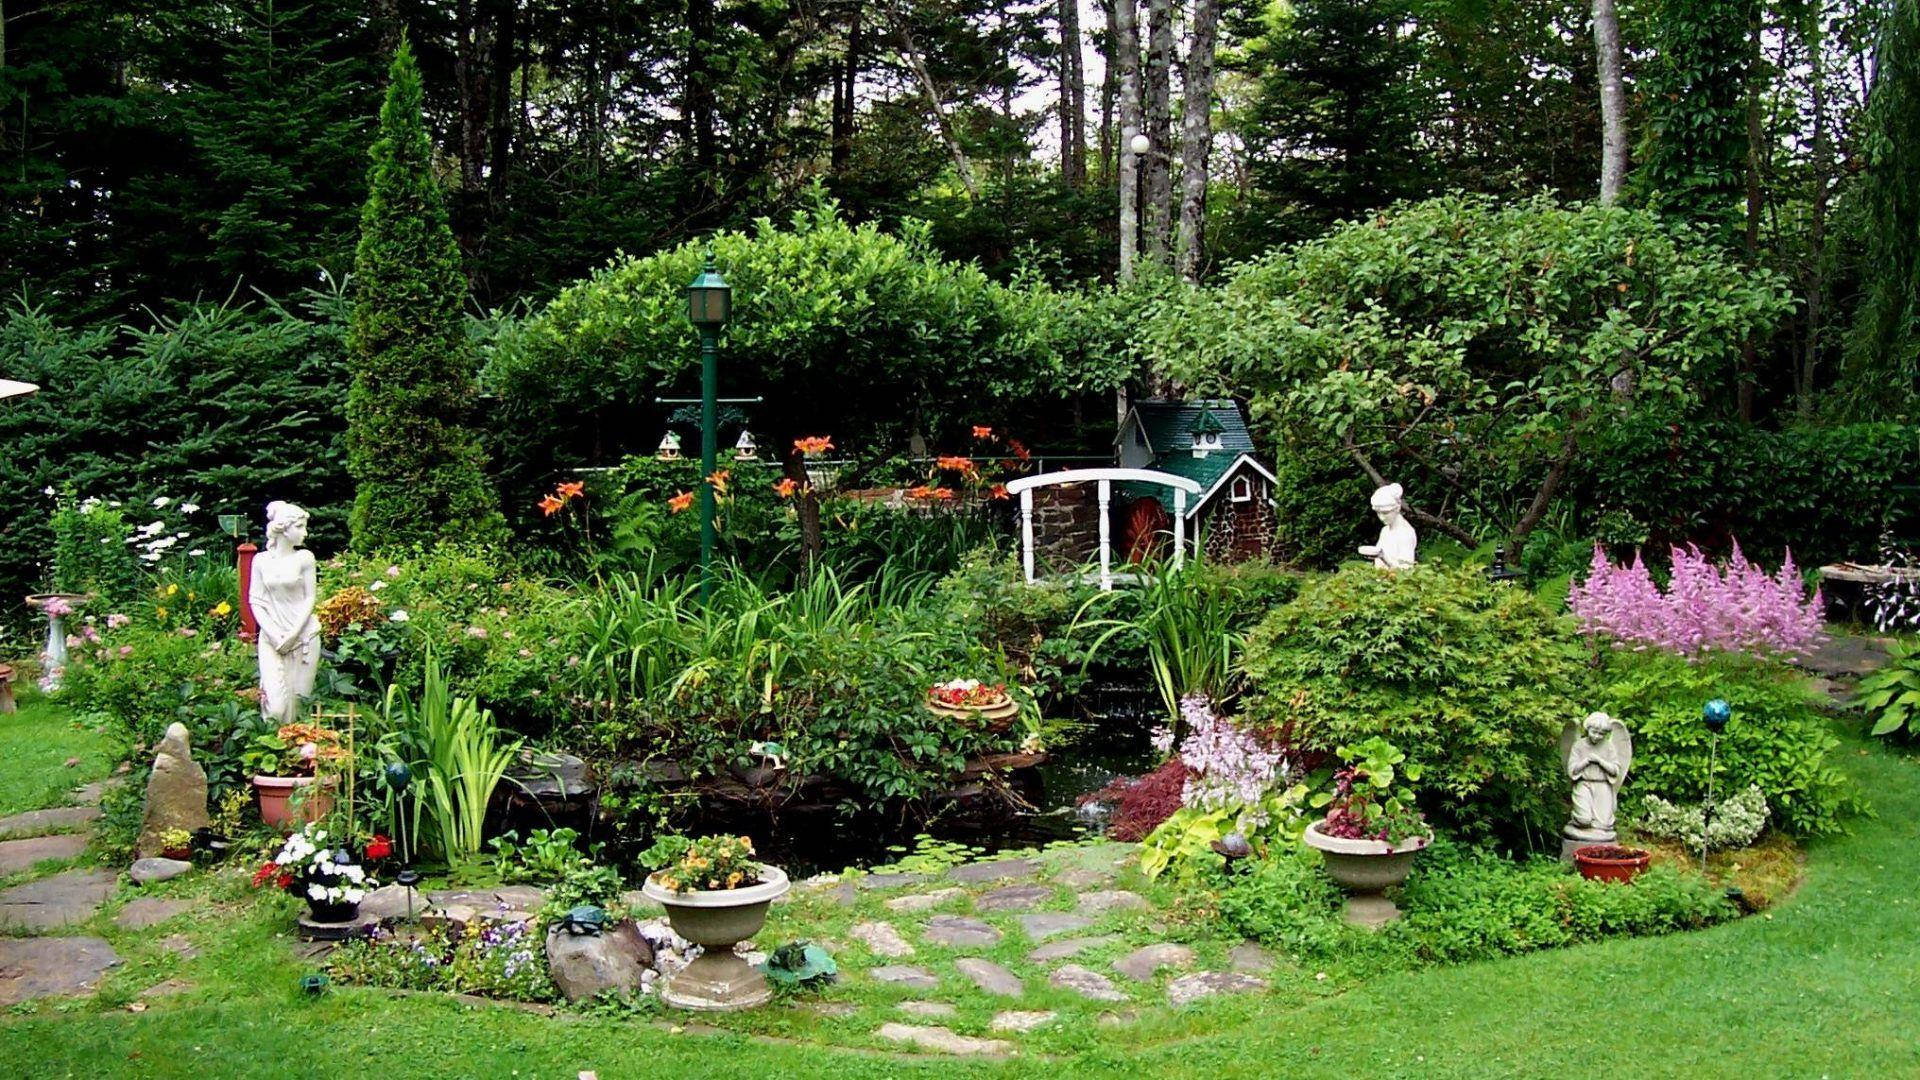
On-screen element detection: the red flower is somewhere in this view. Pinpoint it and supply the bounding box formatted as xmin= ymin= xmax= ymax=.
xmin=251 ymin=861 xmax=279 ymax=888
xmin=989 ymin=483 xmax=1010 ymax=500
xmin=1007 ymin=439 xmax=1031 ymax=462
xmin=276 ymin=871 xmax=293 ymax=890
xmin=365 ymin=834 xmax=393 ymax=861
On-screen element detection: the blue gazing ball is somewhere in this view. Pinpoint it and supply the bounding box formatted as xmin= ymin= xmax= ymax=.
xmin=383 ymin=761 xmax=413 ymax=792
xmin=1702 ymin=699 xmax=1732 ymax=733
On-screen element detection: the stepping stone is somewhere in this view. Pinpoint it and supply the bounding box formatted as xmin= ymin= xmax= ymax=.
xmin=851 ymin=921 xmax=915 ymax=958
xmin=130 ymin=858 xmax=192 ymax=885
xmin=869 ymin=965 xmax=939 ymax=991
xmin=859 ymin=873 xmax=931 ymax=891
xmin=1229 ymin=942 xmax=1275 ymax=973
xmin=0 ymin=936 xmax=121 ymax=1005
xmin=1114 ymin=943 xmax=1194 ymax=981
xmin=114 ymin=898 xmax=193 ymax=930
xmin=1077 ymin=890 xmax=1147 ymax=916
xmin=1049 ymin=964 xmax=1127 ymax=1002
xmin=358 ymin=884 xmax=429 ymax=922
xmin=0 ymin=805 xmax=101 ymax=839
xmin=1018 ymin=912 xmax=1092 ymax=941
xmin=158 ymin=934 xmax=198 ymax=959
xmin=0 ymin=868 xmax=116 ymax=931
xmin=975 ymin=884 xmax=1053 ymax=912
xmin=1028 ymin=935 xmax=1122 ymax=962
xmin=956 ymin=957 xmax=1023 ymax=996
xmin=948 ymin=858 xmax=1037 ymax=885
xmin=1057 ymin=867 xmax=1113 ymax=890
xmin=70 ymin=781 xmax=108 ymax=805
xmin=886 ymin=888 xmax=965 ymax=914
xmin=427 ymin=885 xmax=547 ymax=911
xmin=1167 ymin=971 xmax=1267 ymax=1007
xmin=140 ymin=978 xmax=193 ymax=998
xmin=804 ymin=1001 xmax=858 ymax=1018
xmin=990 ymin=1009 xmax=1058 ymax=1033
xmin=0 ymin=833 xmax=87 ymax=875
xmin=875 ymin=1023 xmax=1013 ymax=1056
xmin=923 ymin=914 xmax=1002 ymax=948
xmin=898 ymin=1000 xmax=957 ymax=1018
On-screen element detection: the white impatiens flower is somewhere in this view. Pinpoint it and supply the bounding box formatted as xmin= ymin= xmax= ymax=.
xmin=388 ymin=610 xmax=410 ymax=623
xmin=179 ymin=503 xmax=200 ymax=514
xmin=188 ymin=549 xmax=206 ymax=557
xmin=152 ymin=496 xmax=170 ymax=508
xmin=42 ymin=486 xmax=55 ymax=496
xmin=385 ymin=565 xmax=402 ymax=579
xmin=140 ymin=521 xmax=166 ymax=537
xmin=308 ymin=884 xmax=326 ymax=901
xmin=369 ymin=580 xmax=386 ymax=591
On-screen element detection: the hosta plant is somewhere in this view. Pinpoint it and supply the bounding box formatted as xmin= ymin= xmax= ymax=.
xmin=1856 ymin=641 xmax=1920 ymax=739
xmin=1635 ymin=785 xmax=1770 ymax=850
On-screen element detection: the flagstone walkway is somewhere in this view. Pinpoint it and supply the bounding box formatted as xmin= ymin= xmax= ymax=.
xmin=0 ymin=779 xmax=123 ymax=1006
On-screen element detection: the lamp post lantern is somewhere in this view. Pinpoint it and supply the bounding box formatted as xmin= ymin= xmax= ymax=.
xmin=686 ymin=250 xmax=732 ymax=600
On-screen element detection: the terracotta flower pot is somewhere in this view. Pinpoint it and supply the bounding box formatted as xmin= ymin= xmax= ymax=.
xmin=253 ymin=775 xmax=337 ymax=831
xmin=641 ymin=864 xmax=790 ymax=1011
xmin=1573 ymin=844 xmax=1651 ymax=884
xmin=1302 ymin=818 xmax=1430 ymax=927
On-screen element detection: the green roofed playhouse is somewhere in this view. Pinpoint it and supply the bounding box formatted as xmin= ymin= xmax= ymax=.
xmin=1115 ymin=398 xmax=1277 ymax=562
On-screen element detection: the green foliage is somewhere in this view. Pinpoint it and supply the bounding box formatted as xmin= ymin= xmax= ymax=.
xmin=329 ymin=917 xmax=556 ymax=1002
xmin=376 ymin=656 xmax=523 ymax=862
xmin=1631 ymin=0 xmax=1757 ymax=232
xmin=1855 ymin=640 xmax=1920 ymax=738
xmin=489 ymin=828 xmax=626 ymax=912
xmin=1594 ymin=651 xmax=1864 ymax=835
xmin=1841 ymin=0 xmax=1920 ymax=416
xmin=1636 ymin=784 xmax=1771 ymax=850
xmin=345 ymin=41 xmax=505 ymax=552
xmin=1140 ymin=782 xmax=1310 ymax=880
xmin=1077 ymin=559 xmax=1272 ymax=722
xmin=1265 ymin=437 xmax=1373 ymax=568
xmin=1314 ymin=736 xmax=1431 ymax=846
xmin=1242 ymin=563 xmax=1586 ymax=842
xmin=1215 ymin=846 xmax=1348 ymax=957
xmin=48 ymin=496 xmax=140 ymax=603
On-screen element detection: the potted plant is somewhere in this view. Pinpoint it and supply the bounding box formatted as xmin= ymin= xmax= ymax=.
xmin=1302 ymin=737 xmax=1433 ymax=927
xmin=639 ymin=834 xmax=790 ymax=1011
xmin=246 ymin=722 xmax=345 ymax=830
xmin=156 ymin=827 xmax=194 ymax=861
xmin=253 ymin=823 xmax=371 ymax=923
xmin=1572 ymin=843 xmax=1652 ymax=884
xmin=926 ymin=678 xmax=1019 ymax=732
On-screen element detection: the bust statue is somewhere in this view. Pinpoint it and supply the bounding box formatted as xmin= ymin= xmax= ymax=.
xmin=1561 ymin=711 xmax=1632 ymax=854
xmin=250 ymin=501 xmax=320 ymax=725
xmin=1357 ymin=483 xmax=1418 ymax=569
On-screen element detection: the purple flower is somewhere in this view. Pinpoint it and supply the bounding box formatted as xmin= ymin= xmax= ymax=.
xmin=1570 ymin=541 xmax=1825 ymax=659
xmin=1174 ymin=694 xmax=1290 ymax=813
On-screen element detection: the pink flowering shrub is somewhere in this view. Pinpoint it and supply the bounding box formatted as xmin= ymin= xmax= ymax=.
xmin=1569 ymin=541 xmax=1825 ymax=658
xmin=1174 ymin=694 xmax=1292 ymax=812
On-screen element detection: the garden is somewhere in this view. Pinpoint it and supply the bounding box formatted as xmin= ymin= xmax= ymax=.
xmin=3 ymin=1 xmax=1920 ymax=1076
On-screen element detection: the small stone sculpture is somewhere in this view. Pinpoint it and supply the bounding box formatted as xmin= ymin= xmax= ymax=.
xmin=1561 ymin=711 xmax=1633 ymax=859
xmin=1357 ymin=483 xmax=1418 ymax=569
xmin=250 ymin=501 xmax=320 ymax=725
xmin=137 ymin=722 xmax=210 ymax=858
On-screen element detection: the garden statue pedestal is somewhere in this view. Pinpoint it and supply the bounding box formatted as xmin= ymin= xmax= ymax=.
xmin=25 ymin=594 xmax=87 ymax=693
xmin=642 ymin=865 xmax=788 ymax=1011
xmin=1560 ymin=712 xmax=1632 ymax=861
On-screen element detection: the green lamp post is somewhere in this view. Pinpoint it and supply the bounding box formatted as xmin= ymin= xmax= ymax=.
xmin=686 ymin=251 xmax=732 ymax=600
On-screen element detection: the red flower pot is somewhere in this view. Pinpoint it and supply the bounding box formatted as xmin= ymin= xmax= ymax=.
xmin=1573 ymin=844 xmax=1651 ymax=884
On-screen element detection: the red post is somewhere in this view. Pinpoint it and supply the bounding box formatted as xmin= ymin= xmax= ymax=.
xmin=237 ymin=541 xmax=259 ymax=643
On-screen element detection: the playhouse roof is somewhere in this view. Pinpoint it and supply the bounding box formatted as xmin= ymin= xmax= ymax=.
xmin=1115 ymin=399 xmax=1268 ymax=516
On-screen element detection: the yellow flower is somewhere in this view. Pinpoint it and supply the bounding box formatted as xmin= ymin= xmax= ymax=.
xmin=165 ymin=583 xmax=180 ymax=597
xmin=155 ymin=607 xmax=168 ymax=620
xmin=212 ymin=601 xmax=232 ymax=617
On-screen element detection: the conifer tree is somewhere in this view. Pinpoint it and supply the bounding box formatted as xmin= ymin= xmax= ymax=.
xmin=345 ymin=39 xmax=505 ymax=551
xmin=1842 ymin=0 xmax=1920 ymax=414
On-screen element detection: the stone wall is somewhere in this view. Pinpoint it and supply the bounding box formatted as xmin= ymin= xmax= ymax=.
xmin=1201 ymin=487 xmax=1276 ymax=563
xmin=1031 ymin=484 xmax=1102 ymax=574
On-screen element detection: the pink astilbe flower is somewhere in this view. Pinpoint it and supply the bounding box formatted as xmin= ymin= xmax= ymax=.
xmin=1570 ymin=540 xmax=1826 ymax=659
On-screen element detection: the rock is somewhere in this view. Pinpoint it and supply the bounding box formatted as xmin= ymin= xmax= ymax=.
xmin=885 ymin=888 xmax=965 ymax=914
xmin=875 ymin=1023 xmax=1013 ymax=1056
xmin=989 ymin=1010 xmax=1057 ymax=1033
xmin=0 ymin=868 xmax=117 ymax=930
xmin=507 ymin=749 xmax=595 ymax=799
xmin=114 ymin=898 xmax=193 ymax=930
xmin=1228 ymin=942 xmax=1275 ymax=974
xmin=974 ymin=884 xmax=1052 ymax=912
xmin=427 ymin=885 xmax=547 ymax=912
xmin=1077 ymin=890 xmax=1147 ymax=916
xmin=140 ymin=978 xmax=193 ymax=998
xmin=1049 ymin=964 xmax=1127 ymax=1002
xmin=130 ymin=858 xmax=193 ymax=885
xmin=1018 ymin=913 xmax=1092 ymax=941
xmin=850 ymin=921 xmax=914 ymax=958
xmin=1167 ymin=970 xmax=1267 ymax=1007
xmin=356 ymin=884 xmax=426 ymax=923
xmin=868 ymin=965 xmax=939 ymax=991
xmin=544 ymin=919 xmax=656 ymax=1003
xmin=898 ymin=1000 xmax=957 ymax=1018
xmin=923 ymin=914 xmax=1002 ymax=948
xmin=1114 ymin=943 xmax=1194 ymax=981
xmin=70 ymin=781 xmax=109 ymax=804
xmin=1027 ymin=935 xmax=1122 ymax=962
xmin=0 ymin=805 xmax=101 ymax=839
xmin=948 ymin=858 xmax=1038 ymax=885
xmin=158 ymin=934 xmax=198 ymax=959
xmin=955 ymin=957 xmax=1023 ymax=996
xmin=0 ymin=833 xmax=87 ymax=875
xmin=1057 ymin=867 xmax=1113 ymax=890
xmin=858 ymin=872 xmax=931 ymax=891
xmin=136 ymin=723 xmax=209 ymax=859
xmin=0 ymin=936 xmax=121 ymax=1005
xmin=805 ymin=1001 xmax=858 ymax=1018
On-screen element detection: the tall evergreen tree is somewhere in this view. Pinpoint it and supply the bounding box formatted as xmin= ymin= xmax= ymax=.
xmin=1841 ymin=0 xmax=1920 ymax=414
xmin=345 ymin=39 xmax=505 ymax=551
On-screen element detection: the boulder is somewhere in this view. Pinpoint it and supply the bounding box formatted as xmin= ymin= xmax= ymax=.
xmin=130 ymin=858 xmax=193 ymax=885
xmin=136 ymin=723 xmax=209 ymax=858
xmin=544 ymin=919 xmax=655 ymax=1003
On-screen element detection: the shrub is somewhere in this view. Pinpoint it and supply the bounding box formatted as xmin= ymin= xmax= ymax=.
xmin=1635 ymin=785 xmax=1771 ymax=850
xmin=1569 ymin=541 xmax=1825 ymax=659
xmin=1242 ymin=564 xmax=1586 ymax=843
xmin=1594 ymin=651 xmax=1863 ymax=836
xmin=1083 ymin=758 xmax=1188 ymax=842
xmin=48 ymin=495 xmax=140 ymax=604
xmin=1855 ymin=640 xmax=1920 ymax=739
xmin=1216 ymin=847 xmax=1348 ymax=958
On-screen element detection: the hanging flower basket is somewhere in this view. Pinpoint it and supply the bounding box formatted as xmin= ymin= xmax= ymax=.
xmin=926 ymin=679 xmax=1019 ymax=732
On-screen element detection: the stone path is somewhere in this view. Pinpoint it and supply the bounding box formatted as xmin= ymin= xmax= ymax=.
xmin=0 ymin=778 xmax=131 ymax=1005
xmin=0 ymin=937 xmax=121 ymax=1005
xmin=0 ymin=805 xmax=100 ymax=839
xmin=0 ymin=832 xmax=88 ymax=875
xmin=0 ymin=868 xmax=117 ymax=931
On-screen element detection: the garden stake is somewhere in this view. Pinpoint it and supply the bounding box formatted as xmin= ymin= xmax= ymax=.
xmin=1701 ymin=699 xmax=1732 ymax=874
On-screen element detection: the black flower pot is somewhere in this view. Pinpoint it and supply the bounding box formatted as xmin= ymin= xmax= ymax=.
xmin=306 ymin=897 xmax=360 ymax=923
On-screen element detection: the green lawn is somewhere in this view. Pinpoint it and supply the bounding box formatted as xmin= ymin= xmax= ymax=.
xmin=2 ymin=703 xmax=1916 ymax=1077
xmin=0 ymin=695 xmax=115 ymax=816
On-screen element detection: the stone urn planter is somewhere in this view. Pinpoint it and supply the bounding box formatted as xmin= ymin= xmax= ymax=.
xmin=1572 ymin=844 xmax=1651 ymax=884
xmin=253 ymin=774 xmax=337 ymax=831
xmin=1303 ymin=819 xmax=1430 ymax=928
xmin=641 ymin=864 xmax=789 ymax=1011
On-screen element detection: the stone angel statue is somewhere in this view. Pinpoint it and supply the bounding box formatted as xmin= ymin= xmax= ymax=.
xmin=1561 ymin=711 xmax=1632 ymax=847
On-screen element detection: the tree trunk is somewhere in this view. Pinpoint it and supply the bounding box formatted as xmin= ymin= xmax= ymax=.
xmin=687 ymin=0 xmax=720 ymax=208
xmin=1143 ymin=0 xmax=1173 ymax=261
xmin=1593 ymin=0 xmax=1627 ymax=204
xmin=1060 ymin=0 xmax=1086 ymax=186
xmin=1800 ymin=17 xmax=1832 ymax=418
xmin=1098 ymin=0 xmax=1116 ymax=186
xmin=1737 ymin=3 xmax=1764 ymax=421
xmin=833 ymin=6 xmax=861 ymax=173
xmin=486 ymin=0 xmax=515 ymax=208
xmin=1175 ymin=0 xmax=1218 ymax=282
xmin=896 ymin=7 xmax=979 ymax=198
xmin=782 ymin=451 xmax=824 ymax=571
xmin=1114 ymin=0 xmax=1142 ymax=280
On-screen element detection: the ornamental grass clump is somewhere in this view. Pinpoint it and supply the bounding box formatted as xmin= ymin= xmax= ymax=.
xmin=1569 ymin=541 xmax=1825 ymax=659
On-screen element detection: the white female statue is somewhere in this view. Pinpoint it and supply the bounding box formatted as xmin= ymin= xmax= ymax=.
xmin=251 ymin=501 xmax=320 ymax=725
xmin=1357 ymin=483 xmax=1418 ymax=568
xmin=1561 ymin=711 xmax=1632 ymax=856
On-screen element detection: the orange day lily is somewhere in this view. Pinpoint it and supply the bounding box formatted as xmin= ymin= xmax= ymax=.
xmin=772 ymin=477 xmax=799 ymax=498
xmin=707 ymin=469 xmax=731 ymax=495
xmin=935 ymin=455 xmax=977 ymax=477
xmin=971 ymin=426 xmax=993 ymax=440
xmin=557 ymin=481 xmax=585 ymax=499
xmin=793 ymin=435 xmax=834 ymax=456
xmin=667 ymin=491 xmax=695 ymax=514
xmin=538 ymin=494 xmax=565 ymax=516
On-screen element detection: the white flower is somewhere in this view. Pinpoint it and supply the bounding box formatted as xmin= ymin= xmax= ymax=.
xmin=140 ymin=521 xmax=166 ymax=537
xmin=141 ymin=552 xmax=163 ymax=563
xmin=108 ymin=500 xmax=121 ymax=508
xmin=388 ymin=610 xmax=410 ymax=623
xmin=180 ymin=503 xmax=200 ymax=514
xmin=174 ymin=531 xmax=190 ymax=538
xmin=369 ymin=580 xmax=386 ymax=591
xmin=188 ymin=549 xmax=206 ymax=557
xmin=79 ymin=497 xmax=101 ymax=512
xmin=152 ymin=496 xmax=170 ymax=508
xmin=385 ymin=565 xmax=402 ymax=578
xmin=307 ymin=884 xmax=326 ymax=900
xmin=42 ymin=486 xmax=54 ymax=496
